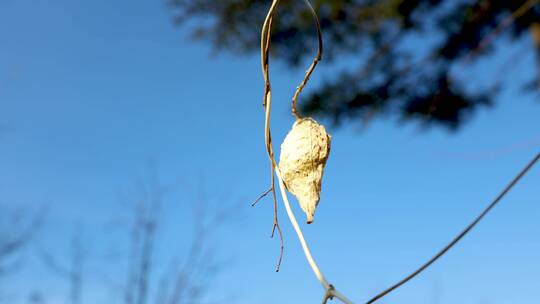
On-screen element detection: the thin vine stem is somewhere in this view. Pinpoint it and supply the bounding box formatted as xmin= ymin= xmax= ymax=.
xmin=259 ymin=1 xmax=352 ymax=299
xmin=366 ymin=151 xmax=540 ymax=304
xmin=276 ymin=167 xmax=353 ymax=304
xmin=259 ymin=0 xmax=284 ymax=272
xmin=291 ymin=0 xmax=324 ymax=120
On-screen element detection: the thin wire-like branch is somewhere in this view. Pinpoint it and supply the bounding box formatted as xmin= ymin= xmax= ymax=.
xmin=276 ymin=167 xmax=353 ymax=304
xmin=464 ymin=0 xmax=539 ymax=63
xmin=366 ymin=151 xmax=540 ymax=304
xmin=251 ymin=188 xmax=272 ymax=207
xmin=291 ymin=0 xmax=324 ymax=120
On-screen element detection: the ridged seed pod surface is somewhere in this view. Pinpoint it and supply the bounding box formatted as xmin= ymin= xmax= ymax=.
xmin=279 ymin=118 xmax=331 ymax=224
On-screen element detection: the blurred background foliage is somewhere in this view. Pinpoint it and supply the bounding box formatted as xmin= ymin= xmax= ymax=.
xmin=171 ymin=0 xmax=540 ymax=129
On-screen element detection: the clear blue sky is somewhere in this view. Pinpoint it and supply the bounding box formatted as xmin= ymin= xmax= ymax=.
xmin=1 ymin=0 xmax=539 ymax=303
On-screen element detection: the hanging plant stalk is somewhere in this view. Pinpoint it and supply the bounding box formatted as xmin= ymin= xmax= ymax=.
xmin=257 ymin=0 xmax=352 ymax=302
xmin=254 ymin=1 xmax=540 ymax=303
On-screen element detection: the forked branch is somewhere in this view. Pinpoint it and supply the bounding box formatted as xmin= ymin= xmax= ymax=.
xmin=259 ymin=0 xmax=284 ymax=272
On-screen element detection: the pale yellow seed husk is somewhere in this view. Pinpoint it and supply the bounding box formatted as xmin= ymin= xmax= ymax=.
xmin=279 ymin=118 xmax=331 ymax=224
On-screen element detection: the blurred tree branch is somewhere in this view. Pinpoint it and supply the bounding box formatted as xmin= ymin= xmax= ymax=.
xmin=0 ymin=205 xmax=46 ymax=277
xmin=39 ymin=227 xmax=86 ymax=304
xmin=120 ymin=174 xmax=230 ymax=304
xmin=171 ymin=0 xmax=540 ymax=130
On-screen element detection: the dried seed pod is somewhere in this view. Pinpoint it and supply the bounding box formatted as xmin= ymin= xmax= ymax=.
xmin=279 ymin=118 xmax=331 ymax=224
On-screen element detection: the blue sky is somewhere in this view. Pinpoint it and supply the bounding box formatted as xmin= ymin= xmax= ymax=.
xmin=1 ymin=0 xmax=540 ymax=303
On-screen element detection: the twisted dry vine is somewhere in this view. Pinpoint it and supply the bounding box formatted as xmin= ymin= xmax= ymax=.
xmin=256 ymin=0 xmax=283 ymax=272
xmin=291 ymin=0 xmax=324 ymax=120
xmin=256 ymin=0 xmax=325 ymax=272
xmin=256 ymin=0 xmax=540 ymax=303
xmin=257 ymin=0 xmax=352 ymax=301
